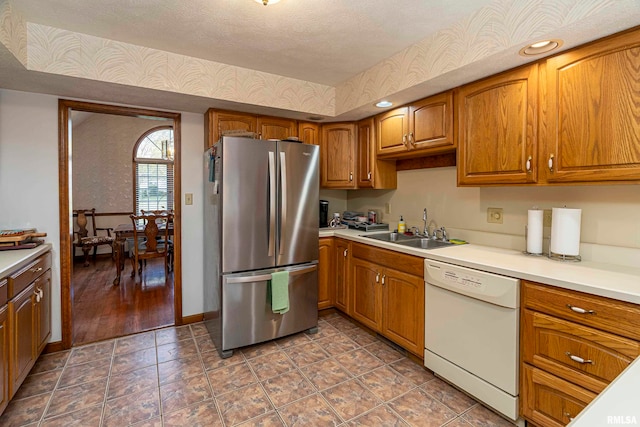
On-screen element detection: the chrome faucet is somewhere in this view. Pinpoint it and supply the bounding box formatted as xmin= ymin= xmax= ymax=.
xmin=422 ymin=208 xmax=428 ymax=236
xmin=409 ymin=226 xmax=421 ymax=236
xmin=434 ymin=226 xmax=448 ymax=242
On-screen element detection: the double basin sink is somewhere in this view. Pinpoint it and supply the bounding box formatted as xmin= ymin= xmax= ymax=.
xmin=363 ymin=232 xmax=453 ymax=249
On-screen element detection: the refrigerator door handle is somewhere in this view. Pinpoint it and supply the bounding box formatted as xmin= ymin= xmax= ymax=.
xmin=268 ymin=151 xmax=276 ymax=257
xmin=279 ymin=151 xmax=287 ymax=256
xmin=225 ymin=264 xmax=317 ymax=284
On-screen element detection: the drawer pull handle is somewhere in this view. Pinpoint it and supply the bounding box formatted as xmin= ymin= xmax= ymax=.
xmin=30 ymin=267 xmax=43 ymax=273
xmin=566 ymin=352 xmax=594 ymax=365
xmin=567 ymin=304 xmax=595 ymax=315
xmin=564 ymin=412 xmax=574 ymax=421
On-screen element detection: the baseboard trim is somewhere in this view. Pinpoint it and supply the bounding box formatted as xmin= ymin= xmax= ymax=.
xmin=44 ymin=341 xmax=65 ymax=354
xmin=182 ymin=313 xmax=204 ymax=324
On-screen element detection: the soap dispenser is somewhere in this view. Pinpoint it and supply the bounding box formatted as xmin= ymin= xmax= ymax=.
xmin=398 ymin=216 xmax=406 ymax=234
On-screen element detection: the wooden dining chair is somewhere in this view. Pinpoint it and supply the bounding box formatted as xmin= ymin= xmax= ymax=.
xmin=140 ymin=209 xmax=174 ymax=270
xmin=129 ymin=213 xmax=172 ymax=279
xmin=73 ymin=208 xmax=115 ymax=266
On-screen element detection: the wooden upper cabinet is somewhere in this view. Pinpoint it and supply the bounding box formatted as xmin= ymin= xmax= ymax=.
xmin=298 ymin=122 xmax=320 ymax=145
xmin=457 ymin=64 xmax=538 ymax=186
xmin=377 ymin=91 xmax=454 ymax=159
xmin=542 ymin=28 xmax=640 ymax=184
xmin=205 ymin=109 xmax=257 ymax=149
xmin=357 ymin=118 xmax=396 ymax=189
xmin=321 ymin=123 xmax=357 ymax=189
xmin=257 ymin=116 xmax=297 ymax=140
xmin=409 ymin=91 xmax=454 ymax=153
xmin=376 ymin=107 xmax=410 ymax=157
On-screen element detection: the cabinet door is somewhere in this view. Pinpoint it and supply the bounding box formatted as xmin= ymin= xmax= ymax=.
xmin=35 ymin=270 xmax=51 ymax=355
xmin=544 ymin=29 xmax=640 ymax=183
xmin=381 ymin=267 xmax=424 ymax=356
xmin=376 ymin=107 xmax=410 ymax=157
xmin=522 ymin=364 xmax=596 ymax=427
xmin=8 ymin=283 xmax=35 ymax=397
xmin=205 ymin=109 xmax=257 ymax=149
xmin=0 ymin=305 xmax=8 ymax=415
xmin=257 ymin=116 xmax=297 ymax=140
xmin=298 ymin=122 xmax=320 ymax=146
xmin=318 ymin=238 xmax=334 ymax=309
xmin=350 ymin=258 xmax=381 ymax=331
xmin=321 ymin=123 xmax=357 ymax=188
xmin=457 ymin=64 xmax=538 ymax=185
xmin=357 ymin=118 xmax=397 ymax=189
xmin=409 ymin=91 xmax=454 ymax=153
xmin=334 ymin=239 xmax=350 ymax=313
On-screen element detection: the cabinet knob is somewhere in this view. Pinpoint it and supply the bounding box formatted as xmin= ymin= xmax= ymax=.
xmin=343 ymin=249 xmax=348 ymax=257
xmin=381 ymin=274 xmax=386 ymax=285
xmin=30 ymin=267 xmax=43 ymax=273
xmin=375 ymin=273 xmax=380 ymax=283
xmin=402 ymin=134 xmax=408 ymax=147
xmin=367 ymin=171 xmax=372 ymax=180
xmin=408 ymin=132 xmax=414 ymax=147
xmin=548 ymin=154 xmax=554 ymax=172
xmin=349 ymin=172 xmax=353 ymax=182
xmin=526 ymin=155 xmax=532 ymax=172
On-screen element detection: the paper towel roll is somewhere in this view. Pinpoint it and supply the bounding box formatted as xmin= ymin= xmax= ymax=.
xmin=550 ymin=208 xmax=582 ymax=256
xmin=527 ymin=209 xmax=543 ymax=254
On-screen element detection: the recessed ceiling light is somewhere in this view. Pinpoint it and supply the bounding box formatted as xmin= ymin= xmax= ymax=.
xmin=519 ymin=39 xmax=562 ymax=56
xmin=254 ymin=0 xmax=281 ymax=5
xmin=376 ymin=101 xmax=393 ymax=108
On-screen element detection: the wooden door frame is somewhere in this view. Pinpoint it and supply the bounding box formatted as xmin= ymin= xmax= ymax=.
xmin=58 ymin=99 xmax=182 ymax=349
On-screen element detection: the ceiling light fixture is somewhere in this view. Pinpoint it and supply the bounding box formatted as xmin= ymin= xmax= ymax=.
xmin=376 ymin=100 xmax=393 ymax=108
xmin=519 ymin=39 xmax=562 ymax=56
xmin=255 ymin=0 xmax=281 ymax=5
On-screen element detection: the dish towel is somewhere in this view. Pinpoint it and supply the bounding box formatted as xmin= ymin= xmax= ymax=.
xmin=270 ymin=271 xmax=290 ymax=314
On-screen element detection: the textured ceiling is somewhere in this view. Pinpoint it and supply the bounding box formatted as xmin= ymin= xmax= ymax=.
xmin=1 ymin=0 xmax=639 ymax=119
xmin=10 ymin=0 xmax=496 ymax=86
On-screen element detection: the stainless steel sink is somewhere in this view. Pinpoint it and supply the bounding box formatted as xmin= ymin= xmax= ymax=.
xmin=364 ymin=233 xmax=453 ymax=249
xmin=364 ymin=232 xmax=415 ymax=242
xmin=395 ymin=238 xmax=453 ymax=249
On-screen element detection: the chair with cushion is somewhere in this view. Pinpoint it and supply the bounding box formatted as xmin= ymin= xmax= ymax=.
xmin=129 ymin=213 xmax=172 ymax=279
xmin=73 ymin=208 xmax=115 ymax=267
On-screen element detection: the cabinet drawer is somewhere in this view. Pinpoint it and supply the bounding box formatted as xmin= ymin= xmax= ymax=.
xmin=523 ymin=281 xmax=640 ymax=341
xmin=523 ymin=309 xmax=639 ymax=393
xmin=7 ymin=252 xmax=51 ymax=299
xmin=522 ymin=364 xmax=596 ymax=427
xmin=351 ymin=243 xmax=423 ymax=277
xmin=0 ymin=279 xmax=6 ymax=307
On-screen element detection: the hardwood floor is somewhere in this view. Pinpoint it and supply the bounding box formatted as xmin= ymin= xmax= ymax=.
xmin=72 ymin=256 xmax=174 ymax=346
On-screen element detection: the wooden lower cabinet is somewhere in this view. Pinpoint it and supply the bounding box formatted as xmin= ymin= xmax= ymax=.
xmin=0 ymin=305 xmax=8 ymax=415
xmin=8 ymin=283 xmax=35 ymax=397
xmin=522 ymin=364 xmax=596 ymax=427
xmin=318 ymin=238 xmax=334 ymax=309
xmin=350 ymin=243 xmax=424 ymax=356
xmin=334 ymin=239 xmax=350 ymax=313
xmin=521 ymin=280 xmax=640 ymax=426
xmin=35 ymin=271 xmax=51 ymax=355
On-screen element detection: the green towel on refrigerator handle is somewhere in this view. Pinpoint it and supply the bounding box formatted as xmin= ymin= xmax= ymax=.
xmin=270 ymin=270 xmax=290 ymax=314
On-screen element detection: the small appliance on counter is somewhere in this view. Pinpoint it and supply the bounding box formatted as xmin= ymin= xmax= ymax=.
xmin=341 ymin=211 xmax=389 ymax=231
xmin=319 ymin=200 xmax=329 ymax=228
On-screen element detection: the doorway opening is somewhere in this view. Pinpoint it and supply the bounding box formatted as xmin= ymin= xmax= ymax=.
xmin=59 ymin=100 xmax=182 ymax=349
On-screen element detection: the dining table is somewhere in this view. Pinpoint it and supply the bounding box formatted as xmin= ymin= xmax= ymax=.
xmin=112 ymin=222 xmax=173 ymax=285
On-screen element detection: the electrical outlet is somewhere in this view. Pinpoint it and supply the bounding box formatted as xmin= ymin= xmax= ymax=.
xmin=385 ymin=202 xmax=391 ymax=214
xmin=543 ymin=209 xmax=552 ymax=227
xmin=185 ymin=193 xmax=193 ymax=205
xmin=487 ymin=207 xmax=503 ymax=224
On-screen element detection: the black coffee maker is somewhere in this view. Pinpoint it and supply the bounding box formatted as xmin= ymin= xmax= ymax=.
xmin=319 ymin=200 xmax=329 ymax=228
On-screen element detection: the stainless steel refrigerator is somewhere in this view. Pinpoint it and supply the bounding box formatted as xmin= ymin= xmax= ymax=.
xmin=203 ymin=136 xmax=319 ymax=358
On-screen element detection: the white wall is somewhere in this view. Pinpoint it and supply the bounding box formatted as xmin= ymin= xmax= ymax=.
xmin=0 ymin=89 xmax=62 ymax=341
xmin=0 ymin=88 xmax=206 ymax=342
xmin=348 ymin=167 xmax=640 ymax=255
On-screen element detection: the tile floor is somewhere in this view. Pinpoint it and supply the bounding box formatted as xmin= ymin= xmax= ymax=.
xmin=0 ymin=312 xmax=516 ymax=426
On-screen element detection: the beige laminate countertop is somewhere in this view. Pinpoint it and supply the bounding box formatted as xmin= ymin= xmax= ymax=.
xmin=0 ymin=244 xmax=52 ymax=279
xmin=320 ymin=228 xmax=640 ymax=305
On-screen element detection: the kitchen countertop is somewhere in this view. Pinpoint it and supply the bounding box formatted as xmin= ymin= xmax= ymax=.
xmin=0 ymin=244 xmax=52 ymax=279
xmin=322 ymin=227 xmax=640 ymax=424
xmin=320 ymin=228 xmax=640 ymax=304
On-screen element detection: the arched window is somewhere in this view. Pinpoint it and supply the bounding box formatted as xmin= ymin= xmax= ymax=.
xmin=133 ymin=126 xmax=174 ymax=215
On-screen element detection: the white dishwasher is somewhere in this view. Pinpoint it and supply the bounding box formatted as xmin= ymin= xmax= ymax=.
xmin=424 ymin=259 xmax=523 ymax=426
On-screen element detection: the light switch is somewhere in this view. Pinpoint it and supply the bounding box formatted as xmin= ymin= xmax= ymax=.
xmin=185 ymin=193 xmax=193 ymax=205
